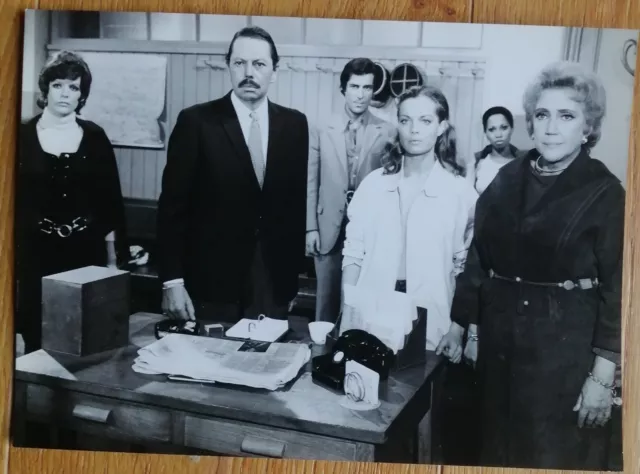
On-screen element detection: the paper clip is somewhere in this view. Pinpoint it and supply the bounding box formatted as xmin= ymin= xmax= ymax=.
xmin=247 ymin=314 xmax=266 ymax=333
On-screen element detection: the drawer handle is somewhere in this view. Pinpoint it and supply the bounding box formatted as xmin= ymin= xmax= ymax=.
xmin=72 ymin=404 xmax=112 ymax=424
xmin=241 ymin=435 xmax=285 ymax=458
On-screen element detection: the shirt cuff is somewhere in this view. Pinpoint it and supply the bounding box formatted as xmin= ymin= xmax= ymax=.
xmin=342 ymin=256 xmax=363 ymax=270
xmin=163 ymin=278 xmax=185 ymax=289
xmin=593 ymin=347 xmax=621 ymax=366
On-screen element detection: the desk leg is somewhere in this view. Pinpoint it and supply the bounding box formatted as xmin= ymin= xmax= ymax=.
xmin=417 ymin=409 xmax=432 ymax=464
xmin=417 ymin=379 xmax=438 ymax=464
xmin=355 ymin=442 xmax=375 ymax=461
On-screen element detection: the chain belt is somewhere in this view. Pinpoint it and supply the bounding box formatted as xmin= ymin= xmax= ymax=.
xmin=488 ymin=269 xmax=599 ymax=291
xmin=38 ymin=217 xmax=89 ymax=238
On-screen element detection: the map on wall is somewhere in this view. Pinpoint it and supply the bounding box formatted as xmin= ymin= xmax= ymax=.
xmin=53 ymin=51 xmax=168 ymax=148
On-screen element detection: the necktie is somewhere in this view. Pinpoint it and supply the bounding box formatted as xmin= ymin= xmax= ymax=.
xmin=348 ymin=119 xmax=359 ymax=149
xmin=248 ymin=111 xmax=265 ymax=187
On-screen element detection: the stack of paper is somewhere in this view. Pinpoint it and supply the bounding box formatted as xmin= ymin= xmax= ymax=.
xmin=131 ymin=334 xmax=311 ymax=391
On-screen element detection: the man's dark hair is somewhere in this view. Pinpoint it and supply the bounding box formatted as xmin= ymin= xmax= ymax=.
xmin=225 ymin=26 xmax=280 ymax=68
xmin=339 ymin=58 xmax=376 ymax=95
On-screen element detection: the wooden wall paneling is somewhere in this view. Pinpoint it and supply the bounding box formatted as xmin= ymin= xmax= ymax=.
xmin=183 ymin=53 xmax=199 ymax=110
xmin=331 ymin=57 xmax=348 ymax=117
xmin=303 ymin=56 xmax=321 ymax=131
xmin=130 ymin=145 xmax=146 ymax=197
xmin=275 ymin=57 xmax=292 ymax=112
xmin=289 ymin=56 xmax=307 ymax=114
xmin=470 ymin=61 xmax=487 ymax=160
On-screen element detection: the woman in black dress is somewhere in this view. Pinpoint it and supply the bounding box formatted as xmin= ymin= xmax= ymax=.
xmin=439 ymin=61 xmax=623 ymax=470
xmin=16 ymin=51 xmax=128 ymax=354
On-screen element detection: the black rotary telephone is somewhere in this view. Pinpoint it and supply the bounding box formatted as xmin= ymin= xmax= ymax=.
xmin=311 ymin=329 xmax=395 ymax=392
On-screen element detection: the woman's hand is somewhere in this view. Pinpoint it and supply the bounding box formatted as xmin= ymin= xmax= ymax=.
xmin=464 ymin=340 xmax=478 ymax=368
xmin=463 ymin=324 xmax=479 ymax=368
xmin=436 ymin=322 xmax=464 ymax=363
xmin=573 ymin=356 xmax=616 ymax=429
xmin=573 ymin=376 xmax=613 ymax=428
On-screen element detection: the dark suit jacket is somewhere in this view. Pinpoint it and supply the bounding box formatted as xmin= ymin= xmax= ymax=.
xmin=157 ymin=92 xmax=309 ymax=306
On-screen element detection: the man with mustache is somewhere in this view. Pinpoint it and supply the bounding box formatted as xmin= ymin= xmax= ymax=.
xmin=157 ymin=26 xmax=309 ymax=323
xmin=306 ymin=58 xmax=395 ymax=323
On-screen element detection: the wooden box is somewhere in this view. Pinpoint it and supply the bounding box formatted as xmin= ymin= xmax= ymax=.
xmin=41 ymin=266 xmax=131 ymax=357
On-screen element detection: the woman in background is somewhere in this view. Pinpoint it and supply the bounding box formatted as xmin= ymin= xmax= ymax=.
xmin=472 ymin=106 xmax=525 ymax=194
xmin=443 ymin=61 xmax=623 ymax=470
xmin=16 ymin=51 xmax=128 ymax=354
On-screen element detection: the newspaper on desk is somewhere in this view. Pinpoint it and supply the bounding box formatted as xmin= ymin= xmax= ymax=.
xmin=131 ymin=333 xmax=311 ymax=391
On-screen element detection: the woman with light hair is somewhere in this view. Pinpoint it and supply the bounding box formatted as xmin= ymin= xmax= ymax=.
xmin=340 ymin=84 xmax=477 ymax=354
xmin=15 ymin=51 xmax=128 ymax=354
xmin=439 ymin=61 xmax=624 ymax=469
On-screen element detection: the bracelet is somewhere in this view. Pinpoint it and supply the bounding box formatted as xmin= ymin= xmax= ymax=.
xmin=467 ymin=333 xmax=479 ymax=342
xmin=588 ymin=372 xmax=615 ymax=390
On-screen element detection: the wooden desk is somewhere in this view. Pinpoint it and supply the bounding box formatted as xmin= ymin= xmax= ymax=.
xmin=13 ymin=312 xmax=443 ymax=462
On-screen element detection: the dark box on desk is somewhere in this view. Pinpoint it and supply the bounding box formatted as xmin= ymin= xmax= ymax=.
xmin=41 ymin=265 xmax=131 ymax=357
xmin=391 ymin=306 xmax=427 ymax=372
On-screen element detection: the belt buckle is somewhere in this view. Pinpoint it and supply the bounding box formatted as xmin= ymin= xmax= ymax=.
xmin=39 ymin=218 xmax=54 ymax=235
xmin=577 ymin=278 xmax=593 ymax=290
xmin=56 ymin=224 xmax=73 ymax=238
xmin=561 ymin=280 xmax=576 ymax=290
xmin=72 ymin=217 xmax=88 ymax=232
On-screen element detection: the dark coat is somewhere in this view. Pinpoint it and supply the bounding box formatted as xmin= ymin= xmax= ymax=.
xmin=156 ymin=92 xmax=309 ymax=307
xmin=451 ymin=148 xmax=624 ymax=470
xmin=15 ymin=115 xmax=128 ymax=352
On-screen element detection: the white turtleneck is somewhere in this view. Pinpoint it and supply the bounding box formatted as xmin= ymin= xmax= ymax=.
xmin=36 ymin=107 xmax=83 ymax=157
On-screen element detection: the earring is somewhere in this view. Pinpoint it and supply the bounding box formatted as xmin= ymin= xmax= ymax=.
xmin=581 ymin=136 xmax=588 ymax=144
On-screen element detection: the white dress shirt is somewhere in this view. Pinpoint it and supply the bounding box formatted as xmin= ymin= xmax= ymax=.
xmin=342 ymin=159 xmax=478 ymax=350
xmin=230 ymin=90 xmax=270 ymax=163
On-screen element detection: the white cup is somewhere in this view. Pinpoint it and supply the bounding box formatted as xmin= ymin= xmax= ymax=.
xmin=308 ymin=321 xmax=335 ymax=345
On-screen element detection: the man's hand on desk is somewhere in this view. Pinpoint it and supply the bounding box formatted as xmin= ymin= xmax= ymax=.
xmin=162 ymin=285 xmax=196 ymax=320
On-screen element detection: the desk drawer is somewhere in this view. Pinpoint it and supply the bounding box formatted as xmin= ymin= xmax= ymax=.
xmin=184 ymin=415 xmax=367 ymax=461
xmin=26 ymin=384 xmax=171 ymax=443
